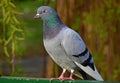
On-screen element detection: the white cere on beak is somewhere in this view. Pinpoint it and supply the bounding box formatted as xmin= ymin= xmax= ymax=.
xmin=34 ymin=13 xmax=40 ymax=19
xmin=36 ymin=13 xmax=40 ymax=15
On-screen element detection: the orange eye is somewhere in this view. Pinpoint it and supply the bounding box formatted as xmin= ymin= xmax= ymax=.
xmin=42 ymin=9 xmax=47 ymax=13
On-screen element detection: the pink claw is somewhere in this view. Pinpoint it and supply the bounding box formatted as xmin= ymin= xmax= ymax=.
xmin=51 ymin=77 xmax=74 ymax=81
xmin=50 ymin=69 xmax=74 ymax=81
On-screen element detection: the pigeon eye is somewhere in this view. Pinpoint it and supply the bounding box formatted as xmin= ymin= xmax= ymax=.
xmin=42 ymin=9 xmax=47 ymax=14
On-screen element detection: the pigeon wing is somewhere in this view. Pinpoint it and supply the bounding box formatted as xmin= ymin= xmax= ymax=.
xmin=61 ymin=28 xmax=103 ymax=81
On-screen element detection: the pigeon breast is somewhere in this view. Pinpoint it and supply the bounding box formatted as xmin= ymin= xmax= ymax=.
xmin=43 ymin=27 xmax=77 ymax=70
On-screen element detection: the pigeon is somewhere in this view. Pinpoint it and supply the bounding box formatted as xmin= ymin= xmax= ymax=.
xmin=34 ymin=6 xmax=103 ymax=81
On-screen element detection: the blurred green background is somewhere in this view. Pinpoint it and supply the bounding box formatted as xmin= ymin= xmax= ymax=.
xmin=0 ymin=0 xmax=120 ymax=81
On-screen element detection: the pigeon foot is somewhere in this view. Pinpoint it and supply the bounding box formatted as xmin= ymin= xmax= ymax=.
xmin=51 ymin=77 xmax=74 ymax=81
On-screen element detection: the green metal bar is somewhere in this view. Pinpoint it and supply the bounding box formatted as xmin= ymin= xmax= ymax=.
xmin=0 ymin=76 xmax=119 ymax=83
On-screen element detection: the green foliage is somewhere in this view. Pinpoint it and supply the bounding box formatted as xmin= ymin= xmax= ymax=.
xmin=0 ymin=0 xmax=24 ymax=74
xmin=1 ymin=0 xmax=24 ymax=57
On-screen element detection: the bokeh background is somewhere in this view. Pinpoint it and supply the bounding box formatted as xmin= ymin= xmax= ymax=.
xmin=0 ymin=0 xmax=120 ymax=81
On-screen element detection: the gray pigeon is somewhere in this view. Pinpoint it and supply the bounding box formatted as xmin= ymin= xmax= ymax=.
xmin=34 ymin=6 xmax=103 ymax=81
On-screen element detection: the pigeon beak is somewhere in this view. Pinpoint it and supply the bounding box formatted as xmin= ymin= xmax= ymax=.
xmin=34 ymin=13 xmax=40 ymax=19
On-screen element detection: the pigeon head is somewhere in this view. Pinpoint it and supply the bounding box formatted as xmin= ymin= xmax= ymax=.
xmin=34 ymin=6 xmax=56 ymax=19
xmin=34 ymin=6 xmax=63 ymax=28
xmin=34 ymin=6 xmax=64 ymax=39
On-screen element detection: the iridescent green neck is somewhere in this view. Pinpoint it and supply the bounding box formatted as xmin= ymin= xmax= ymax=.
xmin=43 ymin=15 xmax=64 ymax=39
xmin=43 ymin=14 xmax=62 ymax=29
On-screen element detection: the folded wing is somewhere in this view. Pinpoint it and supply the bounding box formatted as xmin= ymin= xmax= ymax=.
xmin=61 ymin=28 xmax=103 ymax=81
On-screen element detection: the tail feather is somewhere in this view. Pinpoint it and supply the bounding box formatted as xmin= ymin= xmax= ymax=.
xmin=74 ymin=61 xmax=103 ymax=81
xmin=77 ymin=68 xmax=96 ymax=80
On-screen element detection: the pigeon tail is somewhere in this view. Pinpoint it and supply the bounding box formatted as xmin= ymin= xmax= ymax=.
xmin=78 ymin=69 xmax=96 ymax=80
xmin=75 ymin=61 xmax=103 ymax=81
